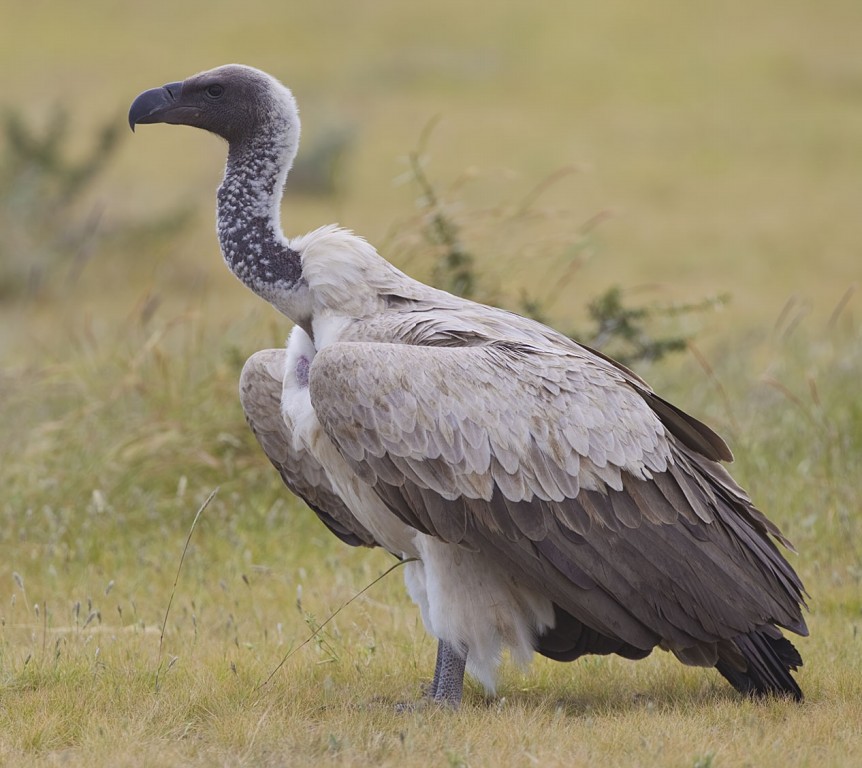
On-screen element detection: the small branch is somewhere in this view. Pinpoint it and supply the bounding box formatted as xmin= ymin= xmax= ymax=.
xmin=41 ymin=601 xmax=48 ymax=661
xmin=826 ymin=284 xmax=856 ymax=332
xmin=255 ymin=556 xmax=417 ymax=692
xmin=688 ymin=342 xmax=739 ymax=434
xmin=155 ymin=487 xmax=218 ymax=692
xmin=514 ymin=164 xmax=580 ymax=216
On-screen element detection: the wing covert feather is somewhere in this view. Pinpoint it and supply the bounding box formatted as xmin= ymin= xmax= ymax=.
xmin=311 ymin=341 xmax=671 ymax=505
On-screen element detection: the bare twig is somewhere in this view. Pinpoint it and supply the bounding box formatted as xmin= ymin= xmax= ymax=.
xmin=155 ymin=486 xmax=218 ymax=692
xmin=41 ymin=601 xmax=48 ymax=661
xmin=760 ymin=376 xmax=823 ymax=432
xmin=687 ymin=342 xmax=739 ymax=433
xmin=826 ymin=284 xmax=856 ymax=332
xmin=255 ymin=556 xmax=417 ymax=692
xmin=514 ymin=164 xmax=580 ymax=216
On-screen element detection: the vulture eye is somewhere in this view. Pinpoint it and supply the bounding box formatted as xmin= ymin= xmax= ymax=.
xmin=205 ymin=84 xmax=225 ymax=99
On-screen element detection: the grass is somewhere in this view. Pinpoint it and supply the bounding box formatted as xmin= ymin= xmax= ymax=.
xmin=1 ymin=241 xmax=860 ymax=768
xmin=2 ymin=0 xmax=862 ymax=765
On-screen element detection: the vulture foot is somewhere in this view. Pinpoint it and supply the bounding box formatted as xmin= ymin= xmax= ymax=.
xmin=428 ymin=639 xmax=467 ymax=708
xmin=395 ymin=639 xmax=467 ymax=711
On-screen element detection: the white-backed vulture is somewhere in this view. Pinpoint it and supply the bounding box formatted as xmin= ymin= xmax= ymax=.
xmin=129 ymin=65 xmax=807 ymax=706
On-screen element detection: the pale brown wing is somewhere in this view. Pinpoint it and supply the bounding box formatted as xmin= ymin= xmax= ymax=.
xmin=240 ymin=349 xmax=377 ymax=548
xmin=309 ymin=340 xmax=806 ymax=651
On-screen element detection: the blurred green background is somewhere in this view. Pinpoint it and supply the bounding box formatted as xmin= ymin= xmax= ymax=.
xmin=3 ymin=0 xmax=860 ymax=342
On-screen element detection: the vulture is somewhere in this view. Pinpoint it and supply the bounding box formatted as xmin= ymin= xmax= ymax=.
xmin=129 ymin=65 xmax=807 ymax=706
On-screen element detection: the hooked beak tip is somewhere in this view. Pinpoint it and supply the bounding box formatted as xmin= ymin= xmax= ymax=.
xmin=128 ymin=81 xmax=184 ymax=133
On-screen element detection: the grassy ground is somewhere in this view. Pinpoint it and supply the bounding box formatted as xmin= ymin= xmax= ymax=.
xmin=1 ymin=315 xmax=860 ymax=766
xmin=2 ymin=1 xmax=861 ymax=765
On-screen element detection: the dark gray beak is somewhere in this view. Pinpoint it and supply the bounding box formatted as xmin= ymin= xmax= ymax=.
xmin=128 ymin=81 xmax=187 ymax=131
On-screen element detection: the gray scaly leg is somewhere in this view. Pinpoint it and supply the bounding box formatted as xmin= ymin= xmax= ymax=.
xmin=429 ymin=639 xmax=467 ymax=707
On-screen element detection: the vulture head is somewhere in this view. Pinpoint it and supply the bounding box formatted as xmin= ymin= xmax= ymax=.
xmin=128 ymin=64 xmax=299 ymax=147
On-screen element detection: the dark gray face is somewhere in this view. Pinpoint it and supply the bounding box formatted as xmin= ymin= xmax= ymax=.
xmin=128 ymin=66 xmax=274 ymax=144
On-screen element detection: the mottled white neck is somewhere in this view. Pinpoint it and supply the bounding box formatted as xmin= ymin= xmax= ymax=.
xmin=216 ymin=100 xmax=311 ymax=328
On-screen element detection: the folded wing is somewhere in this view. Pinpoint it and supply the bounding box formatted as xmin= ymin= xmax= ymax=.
xmin=309 ymin=341 xmax=807 ymax=652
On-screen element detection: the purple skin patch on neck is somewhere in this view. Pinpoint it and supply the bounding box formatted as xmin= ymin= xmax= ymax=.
xmin=295 ymin=354 xmax=311 ymax=388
